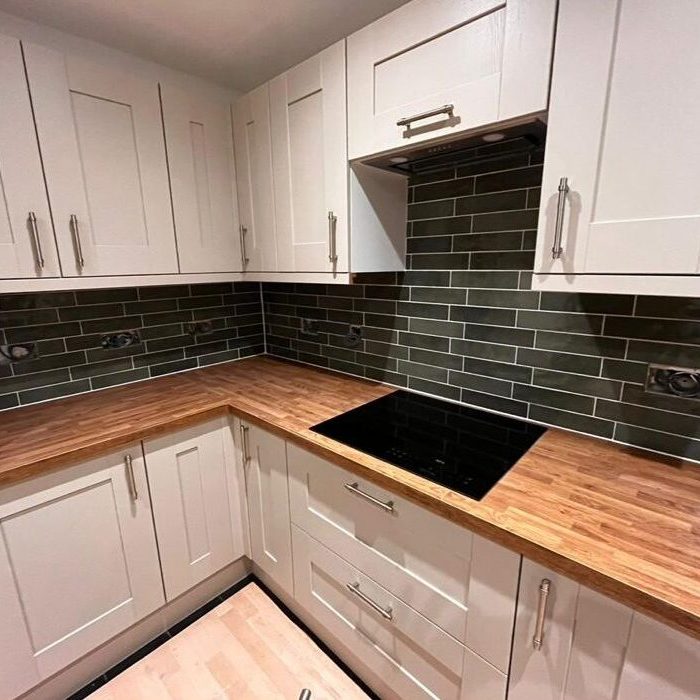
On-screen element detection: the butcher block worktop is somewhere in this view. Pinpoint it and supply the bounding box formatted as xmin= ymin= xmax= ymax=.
xmin=1 ymin=356 xmax=698 ymax=639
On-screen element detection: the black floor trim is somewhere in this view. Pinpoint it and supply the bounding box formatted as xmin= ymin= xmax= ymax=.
xmin=68 ymin=574 xmax=377 ymax=699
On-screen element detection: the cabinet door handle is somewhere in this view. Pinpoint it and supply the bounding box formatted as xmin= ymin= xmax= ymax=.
xmin=70 ymin=214 xmax=85 ymax=268
xmin=239 ymin=225 xmax=249 ymax=268
xmin=124 ymin=454 xmax=138 ymax=501
xmin=551 ymin=177 xmax=569 ymax=259
xmin=27 ymin=211 xmax=45 ymax=269
xmin=396 ymin=104 xmax=454 ymax=128
xmin=532 ymin=578 xmax=551 ymax=650
xmin=240 ymin=424 xmax=251 ymax=464
xmin=344 ymin=482 xmax=394 ymax=513
xmin=346 ymin=581 xmax=393 ymax=621
xmin=328 ymin=211 xmax=338 ymax=264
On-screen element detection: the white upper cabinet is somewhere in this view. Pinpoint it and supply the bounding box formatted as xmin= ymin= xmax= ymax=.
xmin=347 ymin=0 xmax=557 ymax=160
xmin=0 ymin=35 xmax=60 ymax=279
xmin=232 ymin=84 xmax=278 ymax=272
xmin=270 ymin=40 xmax=348 ymax=273
xmin=533 ymin=0 xmax=700 ymax=295
xmin=161 ymin=83 xmax=242 ymax=273
xmin=22 ymin=42 xmax=178 ymax=277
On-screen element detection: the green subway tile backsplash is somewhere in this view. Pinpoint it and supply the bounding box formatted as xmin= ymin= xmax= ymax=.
xmin=263 ymin=144 xmax=700 ymax=463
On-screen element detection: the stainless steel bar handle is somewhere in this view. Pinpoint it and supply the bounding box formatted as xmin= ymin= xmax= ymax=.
xmin=551 ymin=177 xmax=569 ymax=259
xmin=344 ymin=482 xmax=394 ymax=513
xmin=532 ymin=578 xmax=551 ymax=650
xmin=70 ymin=214 xmax=85 ymax=268
xmin=239 ymin=225 xmax=249 ymax=268
xmin=328 ymin=211 xmax=338 ymax=264
xmin=346 ymin=581 xmax=393 ymax=621
xmin=27 ymin=212 xmax=45 ymax=268
xmin=240 ymin=424 xmax=251 ymax=464
xmin=124 ymin=454 xmax=138 ymax=501
xmin=397 ymin=104 xmax=454 ymax=128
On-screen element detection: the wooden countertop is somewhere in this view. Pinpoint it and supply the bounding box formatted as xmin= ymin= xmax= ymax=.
xmin=1 ymin=356 xmax=698 ymax=639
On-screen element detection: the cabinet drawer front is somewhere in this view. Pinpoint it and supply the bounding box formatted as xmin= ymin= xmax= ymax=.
xmin=288 ymin=443 xmax=470 ymax=641
xmin=293 ymin=525 xmax=464 ymax=700
xmin=347 ymin=0 xmax=556 ymax=160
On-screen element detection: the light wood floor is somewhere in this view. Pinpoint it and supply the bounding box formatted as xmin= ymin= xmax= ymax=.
xmin=90 ymin=583 xmax=370 ymax=700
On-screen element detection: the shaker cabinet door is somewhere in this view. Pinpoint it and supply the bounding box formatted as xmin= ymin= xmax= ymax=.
xmin=143 ymin=417 xmax=242 ymax=601
xmin=0 ymin=35 xmax=60 ymax=279
xmin=347 ymin=0 xmax=556 ymax=160
xmin=534 ymin=0 xmax=700 ymax=279
xmin=509 ymin=560 xmax=633 ymax=700
xmin=241 ymin=421 xmax=293 ymax=593
xmin=270 ymin=40 xmax=348 ymax=273
xmin=0 ymin=446 xmax=163 ymax=699
xmin=161 ymin=83 xmax=242 ymax=273
xmin=232 ymin=85 xmax=278 ymax=272
xmin=23 ymin=43 xmax=178 ymax=276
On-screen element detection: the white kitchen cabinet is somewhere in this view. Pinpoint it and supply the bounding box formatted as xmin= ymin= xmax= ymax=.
xmin=22 ymin=42 xmax=178 ymax=277
xmin=616 ymin=614 xmax=699 ymax=700
xmin=161 ymin=83 xmax=243 ymax=273
xmin=347 ymin=0 xmax=557 ymax=160
xmin=143 ymin=417 xmax=246 ymax=601
xmin=270 ymin=40 xmax=348 ymax=273
xmin=293 ymin=525 xmax=469 ymax=700
xmin=0 ymin=35 xmax=61 ymax=279
xmin=533 ymin=0 xmax=700 ymax=296
xmin=287 ymin=442 xmax=518 ymax=676
xmin=509 ymin=559 xmax=700 ymax=700
xmin=232 ymin=84 xmax=278 ymax=272
xmin=240 ymin=421 xmax=293 ymax=594
xmin=0 ymin=445 xmax=163 ymax=700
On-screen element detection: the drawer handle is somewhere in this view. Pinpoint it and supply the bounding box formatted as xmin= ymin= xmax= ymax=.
xmin=344 ymin=482 xmax=394 ymax=513
xmin=396 ymin=104 xmax=454 ymax=128
xmin=551 ymin=177 xmax=569 ymax=259
xmin=346 ymin=581 xmax=393 ymax=621
xmin=124 ymin=454 xmax=138 ymax=501
xmin=532 ymin=578 xmax=551 ymax=650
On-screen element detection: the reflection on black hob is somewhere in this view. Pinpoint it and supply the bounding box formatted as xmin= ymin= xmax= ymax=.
xmin=310 ymin=390 xmax=545 ymax=501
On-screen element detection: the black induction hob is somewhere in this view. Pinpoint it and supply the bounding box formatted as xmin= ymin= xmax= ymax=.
xmin=310 ymin=390 xmax=546 ymax=501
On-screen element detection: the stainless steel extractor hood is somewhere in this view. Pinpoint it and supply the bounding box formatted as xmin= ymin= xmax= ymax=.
xmin=358 ymin=116 xmax=547 ymax=174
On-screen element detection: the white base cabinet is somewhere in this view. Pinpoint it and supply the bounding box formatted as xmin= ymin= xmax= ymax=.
xmin=240 ymin=420 xmax=293 ymax=595
xmin=509 ymin=559 xmax=700 ymax=700
xmin=143 ymin=417 xmax=246 ymax=601
xmin=0 ymin=445 xmax=164 ymax=700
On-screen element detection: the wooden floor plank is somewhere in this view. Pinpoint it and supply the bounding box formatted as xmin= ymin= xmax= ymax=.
xmin=89 ymin=583 xmax=370 ymax=700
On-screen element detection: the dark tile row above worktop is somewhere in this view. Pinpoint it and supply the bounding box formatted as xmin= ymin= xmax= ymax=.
xmin=264 ymin=143 xmax=700 ymax=463
xmin=0 ymin=282 xmax=264 ymax=408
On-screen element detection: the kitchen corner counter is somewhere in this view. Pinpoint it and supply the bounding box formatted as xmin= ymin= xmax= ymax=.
xmin=1 ymin=356 xmax=698 ymax=639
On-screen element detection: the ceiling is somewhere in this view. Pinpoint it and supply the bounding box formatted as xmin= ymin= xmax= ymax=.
xmin=0 ymin=0 xmax=411 ymax=91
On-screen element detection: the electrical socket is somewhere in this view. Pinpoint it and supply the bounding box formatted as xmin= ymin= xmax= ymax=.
xmin=645 ymin=363 xmax=700 ymax=400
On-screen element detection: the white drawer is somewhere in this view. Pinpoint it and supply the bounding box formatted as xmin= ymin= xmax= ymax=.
xmin=292 ymin=525 xmax=465 ymax=700
xmin=287 ymin=443 xmax=520 ymax=672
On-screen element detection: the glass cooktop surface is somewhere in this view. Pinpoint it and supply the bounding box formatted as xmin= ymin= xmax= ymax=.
xmin=310 ymin=390 xmax=546 ymax=501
